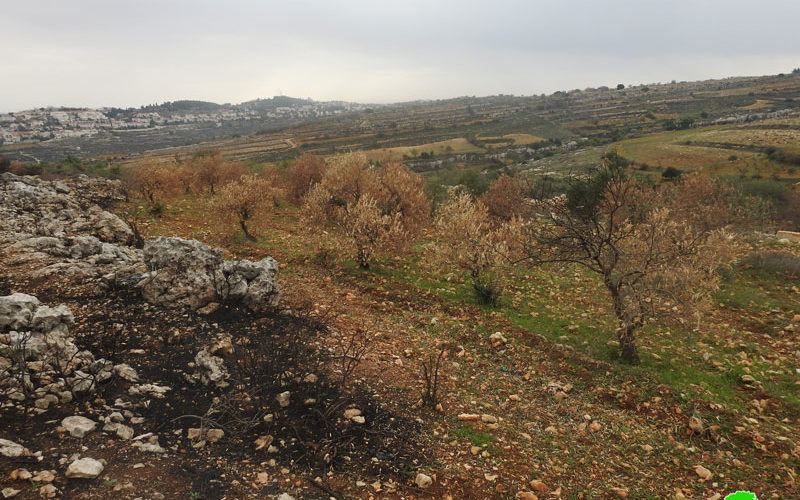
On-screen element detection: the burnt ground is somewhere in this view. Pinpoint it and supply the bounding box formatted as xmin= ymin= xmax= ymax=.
xmin=0 ymin=264 xmax=428 ymax=499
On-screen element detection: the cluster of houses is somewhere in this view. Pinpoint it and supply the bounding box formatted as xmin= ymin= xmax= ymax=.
xmin=0 ymin=99 xmax=369 ymax=145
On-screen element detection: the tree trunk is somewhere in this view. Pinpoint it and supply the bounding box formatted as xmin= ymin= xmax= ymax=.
xmin=605 ymin=278 xmax=641 ymax=364
xmin=240 ymin=220 xmax=256 ymax=241
xmin=617 ymin=325 xmax=640 ymax=364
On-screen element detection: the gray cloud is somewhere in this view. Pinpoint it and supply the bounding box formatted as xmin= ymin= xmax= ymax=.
xmin=2 ymin=0 xmax=799 ymax=111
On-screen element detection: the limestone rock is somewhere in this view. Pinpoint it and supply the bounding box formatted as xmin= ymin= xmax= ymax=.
xmin=489 ymin=332 xmax=507 ymax=347
xmin=65 ymin=458 xmax=104 ymax=479
xmin=140 ymin=237 xmax=280 ymax=312
xmin=1 ymin=487 xmax=20 ymax=498
xmin=0 ymin=439 xmax=25 ymax=458
xmin=62 ymin=416 xmax=97 ymax=438
xmin=276 ymin=391 xmax=291 ymax=408
xmin=193 ymin=349 xmax=229 ymax=387
xmin=0 ymin=293 xmax=40 ymax=331
xmin=414 ymin=473 xmax=433 ymax=489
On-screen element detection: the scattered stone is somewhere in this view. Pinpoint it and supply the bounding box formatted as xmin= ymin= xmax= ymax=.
xmin=38 ymin=484 xmax=57 ymax=499
xmin=65 ymin=457 xmax=104 ymax=479
xmin=694 ymin=465 xmax=712 ymax=481
xmin=344 ymin=408 xmax=362 ymax=419
xmin=489 ymin=332 xmax=507 ymax=347
xmin=206 ymin=429 xmax=224 ymax=443
xmin=256 ymin=472 xmax=270 ymax=484
xmin=0 ymin=439 xmax=25 ymax=458
xmin=516 ymin=492 xmax=538 ymax=500
xmin=9 ymin=469 xmax=32 ymax=481
xmin=1 ymin=488 xmax=20 ymax=498
xmin=351 ymin=415 xmax=365 ymax=424
xmin=103 ymin=422 xmax=134 ymax=440
xmin=255 ymin=435 xmax=274 ymax=451
xmin=62 ymin=416 xmax=97 ymax=438
xmin=192 ymin=349 xmax=229 ymax=388
xmin=32 ymin=471 xmax=55 ymax=483
xmin=128 ymin=383 xmax=171 ymax=398
xmin=276 ymin=391 xmax=291 ymax=408
xmin=688 ymin=416 xmax=704 ymax=434
xmin=276 ymin=494 xmax=295 ymax=500
xmin=529 ymin=480 xmax=547 ymax=492
xmin=131 ymin=436 xmax=165 ymax=453
xmin=414 ymin=473 xmax=433 ymax=489
xmin=113 ymin=363 xmax=139 ymax=382
xmin=457 ymin=414 xmax=480 ymax=421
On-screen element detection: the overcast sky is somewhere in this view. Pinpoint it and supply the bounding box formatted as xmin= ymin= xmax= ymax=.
xmin=2 ymin=0 xmax=799 ymax=111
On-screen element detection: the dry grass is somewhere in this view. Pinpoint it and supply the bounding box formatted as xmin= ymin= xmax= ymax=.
xmin=365 ymin=137 xmax=484 ymax=161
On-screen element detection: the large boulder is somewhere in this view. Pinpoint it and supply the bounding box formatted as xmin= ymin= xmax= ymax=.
xmin=140 ymin=237 xmax=280 ymax=313
xmin=140 ymin=237 xmax=223 ymax=310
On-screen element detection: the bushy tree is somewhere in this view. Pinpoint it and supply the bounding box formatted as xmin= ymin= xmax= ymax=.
xmin=522 ymin=170 xmax=739 ymax=363
xmin=287 ymin=153 xmax=326 ymax=203
xmin=430 ymin=191 xmax=522 ymax=305
xmin=123 ymin=161 xmax=176 ymax=214
xmin=303 ymin=153 xmax=428 ymax=268
xmin=188 ymin=149 xmax=246 ymax=195
xmin=212 ymin=174 xmax=280 ymax=240
xmin=342 ymin=197 xmax=404 ymax=268
xmin=479 ymin=174 xmax=530 ymax=220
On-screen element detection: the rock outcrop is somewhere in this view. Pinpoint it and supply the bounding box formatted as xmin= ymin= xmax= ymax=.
xmin=0 ymin=172 xmax=141 ymax=281
xmin=0 ymin=173 xmax=281 ymax=314
xmin=140 ymin=236 xmax=280 ymax=313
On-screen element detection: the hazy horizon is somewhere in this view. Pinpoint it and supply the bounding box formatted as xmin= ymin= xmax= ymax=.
xmin=3 ymin=0 xmax=799 ymax=113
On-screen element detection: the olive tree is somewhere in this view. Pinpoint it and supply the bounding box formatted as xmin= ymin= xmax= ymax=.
xmin=521 ymin=169 xmax=739 ymax=363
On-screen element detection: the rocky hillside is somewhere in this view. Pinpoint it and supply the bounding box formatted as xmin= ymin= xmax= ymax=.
xmin=0 ymin=173 xmax=418 ymax=499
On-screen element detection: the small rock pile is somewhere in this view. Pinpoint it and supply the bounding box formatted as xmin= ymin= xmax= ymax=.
xmin=0 ymin=293 xmax=122 ymax=408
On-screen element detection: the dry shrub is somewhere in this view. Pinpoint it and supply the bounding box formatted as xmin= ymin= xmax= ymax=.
xmin=430 ymin=190 xmax=523 ymax=305
xmin=479 ymin=174 xmax=530 ymax=220
xmin=212 ymin=174 xmax=280 ymax=240
xmin=287 ymin=153 xmax=326 ymax=203
xmin=188 ymin=149 xmax=247 ymax=195
xmin=374 ymin=161 xmax=431 ymax=234
xmin=123 ymin=160 xmax=177 ymax=214
xmin=343 ymin=197 xmax=405 ymax=268
xmin=302 ymin=153 xmax=429 ymax=268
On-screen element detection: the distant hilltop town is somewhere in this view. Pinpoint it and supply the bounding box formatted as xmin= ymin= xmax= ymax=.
xmin=0 ymin=96 xmax=372 ymax=145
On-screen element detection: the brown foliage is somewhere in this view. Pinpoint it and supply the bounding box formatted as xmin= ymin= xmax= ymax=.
xmin=212 ymin=174 xmax=280 ymax=240
xmin=479 ymin=174 xmax=530 ymax=220
xmin=302 ymin=153 xmax=428 ymax=267
xmin=287 ymin=153 xmax=326 ymax=203
xmin=523 ymin=171 xmax=740 ymax=363
xmin=188 ymin=150 xmax=246 ymax=195
xmin=123 ymin=161 xmax=177 ymax=214
xmin=430 ymin=190 xmax=523 ymax=305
